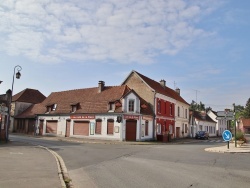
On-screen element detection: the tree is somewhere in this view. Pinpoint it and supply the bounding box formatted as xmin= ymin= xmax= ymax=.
xmin=190 ymin=100 xmax=205 ymax=111
xmin=242 ymin=98 xmax=250 ymax=118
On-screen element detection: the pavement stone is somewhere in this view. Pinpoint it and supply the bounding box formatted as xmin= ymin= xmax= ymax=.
xmin=0 ymin=141 xmax=62 ymax=188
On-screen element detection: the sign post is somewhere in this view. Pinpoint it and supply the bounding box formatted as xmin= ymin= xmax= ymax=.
xmin=222 ymin=130 xmax=232 ymax=149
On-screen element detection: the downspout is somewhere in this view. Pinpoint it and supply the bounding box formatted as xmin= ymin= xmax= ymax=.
xmin=153 ymin=91 xmax=156 ymax=140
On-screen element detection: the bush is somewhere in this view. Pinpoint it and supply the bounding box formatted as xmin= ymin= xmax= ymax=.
xmin=235 ymin=130 xmax=247 ymax=143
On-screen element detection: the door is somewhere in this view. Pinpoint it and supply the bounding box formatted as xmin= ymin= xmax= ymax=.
xmin=176 ymin=127 xmax=180 ymax=138
xmin=73 ymin=121 xmax=89 ymax=136
xmin=46 ymin=121 xmax=58 ymax=134
xmin=28 ymin=119 xmax=35 ymax=134
xmin=126 ymin=120 xmax=137 ymax=141
xmin=65 ymin=120 xmax=71 ymax=137
xmin=39 ymin=120 xmax=43 ymax=135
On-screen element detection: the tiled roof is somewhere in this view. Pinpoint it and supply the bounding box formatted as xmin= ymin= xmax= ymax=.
xmin=242 ymin=118 xmax=250 ymax=127
xmin=16 ymin=85 xmax=153 ymax=118
xmin=12 ymin=88 xmax=46 ymax=103
xmin=192 ymin=110 xmax=216 ymax=123
xmin=133 ymin=71 xmax=189 ymax=105
xmin=15 ymin=103 xmax=44 ymax=118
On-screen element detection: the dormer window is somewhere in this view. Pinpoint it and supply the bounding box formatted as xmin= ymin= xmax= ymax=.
xmin=109 ymin=102 xmax=115 ymax=112
xmin=46 ymin=104 xmax=57 ymax=113
xmin=71 ymin=103 xmax=79 ymax=113
xmin=128 ymin=99 xmax=135 ymax=112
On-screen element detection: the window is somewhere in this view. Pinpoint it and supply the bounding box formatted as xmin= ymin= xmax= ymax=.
xmin=95 ymin=119 xmax=102 ymax=134
xmin=158 ymin=100 xmax=161 ymax=113
xmin=164 ymin=102 xmax=167 ymax=114
xmin=157 ymin=123 xmax=161 ymax=134
xmin=170 ymin=104 xmax=173 ymax=116
xmin=107 ymin=119 xmax=114 ymax=135
xmin=169 ymin=125 xmax=173 ymax=134
xmin=109 ymin=102 xmax=115 ymax=111
xmin=177 ymin=106 xmax=180 ymax=117
xmin=185 ymin=109 xmax=187 ymax=119
xmin=46 ymin=104 xmax=57 ymax=113
xmin=185 ymin=124 xmax=187 ymax=133
xmin=145 ymin=121 xmax=149 ymax=136
xmin=128 ymin=99 xmax=135 ymax=112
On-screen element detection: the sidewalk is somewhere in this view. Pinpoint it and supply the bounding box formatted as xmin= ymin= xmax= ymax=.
xmin=0 ymin=141 xmax=63 ymax=188
xmin=205 ymin=142 xmax=250 ymax=153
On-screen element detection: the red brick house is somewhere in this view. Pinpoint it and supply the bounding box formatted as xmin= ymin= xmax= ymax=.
xmin=16 ymin=81 xmax=154 ymax=141
xmin=122 ymin=70 xmax=190 ymax=140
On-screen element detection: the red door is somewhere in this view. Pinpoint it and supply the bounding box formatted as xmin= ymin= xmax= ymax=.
xmin=73 ymin=121 xmax=89 ymax=136
xmin=39 ymin=120 xmax=43 ymax=135
xmin=126 ymin=120 xmax=137 ymax=141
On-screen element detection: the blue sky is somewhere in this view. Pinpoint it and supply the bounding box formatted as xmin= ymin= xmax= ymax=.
xmin=0 ymin=0 xmax=249 ymax=111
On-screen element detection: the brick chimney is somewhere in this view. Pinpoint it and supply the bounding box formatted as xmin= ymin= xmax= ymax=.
xmin=159 ymin=79 xmax=166 ymax=88
xmin=175 ymin=88 xmax=180 ymax=95
xmin=98 ymin=81 xmax=105 ymax=93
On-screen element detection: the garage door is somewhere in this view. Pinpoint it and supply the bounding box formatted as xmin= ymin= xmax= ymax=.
xmin=46 ymin=121 xmax=58 ymax=134
xmin=73 ymin=121 xmax=89 ymax=136
xmin=126 ymin=120 xmax=137 ymax=141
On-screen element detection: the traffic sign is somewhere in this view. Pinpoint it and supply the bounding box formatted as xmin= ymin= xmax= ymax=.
xmin=0 ymin=106 xmax=8 ymax=113
xmin=222 ymin=130 xmax=232 ymax=141
xmin=217 ymin=111 xmax=234 ymax=117
xmin=216 ymin=117 xmax=234 ymax=120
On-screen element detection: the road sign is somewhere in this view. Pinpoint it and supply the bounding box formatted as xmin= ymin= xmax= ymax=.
xmin=222 ymin=130 xmax=232 ymax=141
xmin=217 ymin=111 xmax=234 ymax=117
xmin=0 ymin=106 xmax=8 ymax=113
xmin=216 ymin=117 xmax=234 ymax=120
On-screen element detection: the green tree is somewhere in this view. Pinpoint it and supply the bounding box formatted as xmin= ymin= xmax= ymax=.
xmin=190 ymin=100 xmax=205 ymax=111
xmin=242 ymin=98 xmax=250 ymax=118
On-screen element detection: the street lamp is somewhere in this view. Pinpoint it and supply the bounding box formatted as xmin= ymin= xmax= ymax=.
xmin=6 ymin=65 xmax=22 ymax=142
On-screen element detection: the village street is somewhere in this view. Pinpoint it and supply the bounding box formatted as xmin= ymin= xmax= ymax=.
xmin=9 ymin=134 xmax=250 ymax=188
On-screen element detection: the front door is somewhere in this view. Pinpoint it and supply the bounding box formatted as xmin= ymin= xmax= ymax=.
xmin=176 ymin=127 xmax=180 ymax=138
xmin=65 ymin=120 xmax=70 ymax=137
xmin=126 ymin=120 xmax=137 ymax=141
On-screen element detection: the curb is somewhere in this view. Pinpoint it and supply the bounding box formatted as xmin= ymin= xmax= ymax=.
xmin=39 ymin=146 xmax=74 ymax=188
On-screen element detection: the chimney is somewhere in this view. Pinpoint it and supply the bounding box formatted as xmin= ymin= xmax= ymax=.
xmin=159 ymin=79 xmax=166 ymax=88
xmin=98 ymin=81 xmax=105 ymax=93
xmin=175 ymin=88 xmax=180 ymax=95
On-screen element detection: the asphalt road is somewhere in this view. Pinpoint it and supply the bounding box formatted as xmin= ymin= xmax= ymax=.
xmin=10 ymin=135 xmax=250 ymax=188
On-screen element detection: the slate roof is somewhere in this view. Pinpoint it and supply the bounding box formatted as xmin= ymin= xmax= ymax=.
xmin=16 ymin=85 xmax=153 ymax=118
xmin=192 ymin=110 xmax=216 ymax=123
xmin=12 ymin=88 xmax=46 ymax=104
xmin=126 ymin=71 xmax=189 ymax=105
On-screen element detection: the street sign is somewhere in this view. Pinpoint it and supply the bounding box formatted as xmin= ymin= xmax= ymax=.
xmin=217 ymin=111 xmax=234 ymax=117
xmin=222 ymin=130 xmax=232 ymax=141
xmin=216 ymin=117 xmax=234 ymax=120
xmin=0 ymin=106 xmax=8 ymax=113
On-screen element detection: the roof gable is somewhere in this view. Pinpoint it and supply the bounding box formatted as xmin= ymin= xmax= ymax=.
xmin=12 ymin=88 xmax=46 ymax=104
xmin=123 ymin=70 xmax=189 ymax=105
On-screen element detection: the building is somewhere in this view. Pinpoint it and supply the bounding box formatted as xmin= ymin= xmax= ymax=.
xmin=189 ymin=110 xmax=216 ymax=137
xmin=121 ymin=70 xmax=190 ymax=140
xmin=11 ymin=88 xmax=46 ymax=133
xmin=0 ymin=90 xmax=11 ymax=141
xmin=16 ymin=82 xmax=154 ymax=141
xmin=207 ymin=110 xmax=227 ymax=136
xmin=238 ymin=118 xmax=250 ymax=134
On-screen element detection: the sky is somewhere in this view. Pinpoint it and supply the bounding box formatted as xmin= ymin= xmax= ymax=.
xmin=0 ymin=0 xmax=250 ymax=112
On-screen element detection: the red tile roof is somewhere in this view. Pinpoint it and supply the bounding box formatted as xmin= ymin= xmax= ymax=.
xmin=242 ymin=118 xmax=250 ymax=127
xmin=133 ymin=71 xmax=189 ymax=105
xmin=16 ymin=85 xmax=153 ymax=118
xmin=12 ymin=88 xmax=46 ymax=103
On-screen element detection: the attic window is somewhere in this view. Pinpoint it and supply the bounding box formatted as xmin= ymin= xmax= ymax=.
xmin=46 ymin=104 xmax=57 ymax=113
xmin=109 ymin=102 xmax=115 ymax=112
xmin=71 ymin=103 xmax=79 ymax=113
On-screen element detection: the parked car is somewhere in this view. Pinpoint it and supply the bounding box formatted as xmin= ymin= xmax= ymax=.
xmin=195 ymin=131 xmax=209 ymax=139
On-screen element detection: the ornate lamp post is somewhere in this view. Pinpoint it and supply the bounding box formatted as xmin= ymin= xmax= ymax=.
xmin=6 ymin=65 xmax=22 ymax=142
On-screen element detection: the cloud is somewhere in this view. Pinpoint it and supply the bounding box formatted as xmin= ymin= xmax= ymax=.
xmin=0 ymin=0 xmax=221 ymax=64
